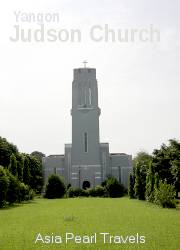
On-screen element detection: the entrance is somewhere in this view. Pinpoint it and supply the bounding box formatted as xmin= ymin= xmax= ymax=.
xmin=82 ymin=180 xmax=90 ymax=190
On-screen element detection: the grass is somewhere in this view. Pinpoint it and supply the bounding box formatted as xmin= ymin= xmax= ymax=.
xmin=0 ymin=197 xmax=179 ymax=250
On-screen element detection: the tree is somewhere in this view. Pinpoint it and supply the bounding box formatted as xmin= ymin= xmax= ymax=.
xmin=106 ymin=177 xmax=125 ymax=198
xmin=29 ymin=156 xmax=43 ymax=193
xmin=30 ymin=151 xmax=45 ymax=163
xmin=145 ymin=162 xmax=155 ymax=202
xmin=133 ymin=151 xmax=152 ymax=200
xmin=154 ymin=172 xmax=160 ymax=190
xmin=45 ymin=174 xmax=66 ymax=199
xmin=6 ymin=171 xmax=19 ymax=205
xmin=0 ymin=166 xmax=9 ymax=207
xmin=128 ymin=173 xmax=135 ymax=199
xmin=153 ymin=139 xmax=180 ymax=185
xmin=0 ymin=137 xmax=18 ymax=168
xmin=8 ymin=154 xmax=17 ymax=176
xmin=23 ymin=155 xmax=30 ymax=185
xmin=134 ymin=163 xmax=145 ymax=200
xmin=133 ymin=151 xmax=152 ymax=170
xmin=16 ymin=154 xmax=24 ymax=182
xmin=154 ymin=180 xmax=176 ymax=208
xmin=171 ymin=160 xmax=180 ymax=198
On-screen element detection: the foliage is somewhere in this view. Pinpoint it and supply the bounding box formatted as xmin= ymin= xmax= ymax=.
xmin=145 ymin=162 xmax=155 ymax=202
xmin=23 ymin=155 xmax=31 ymax=185
xmin=153 ymin=139 xmax=180 ymax=184
xmin=8 ymin=154 xmax=17 ymax=176
xmin=134 ymin=163 xmax=145 ymax=200
xmin=45 ymin=174 xmax=66 ymax=199
xmin=29 ymin=156 xmax=43 ymax=193
xmin=6 ymin=171 xmax=19 ymax=205
xmin=106 ymin=177 xmax=125 ymax=198
xmin=133 ymin=151 xmax=153 ymax=169
xmin=67 ymin=187 xmax=88 ymax=197
xmin=30 ymin=151 xmax=45 ymax=163
xmin=154 ymin=172 xmax=160 ymax=190
xmin=0 ymin=137 xmax=18 ymax=168
xmin=0 ymin=166 xmax=9 ymax=207
xmin=18 ymin=182 xmax=30 ymax=202
xmin=171 ymin=160 xmax=180 ymax=197
xmin=154 ymin=180 xmax=176 ymax=208
xmin=128 ymin=173 xmax=135 ymax=198
xmin=88 ymin=185 xmax=107 ymax=197
xmin=16 ymin=154 xmax=24 ymax=182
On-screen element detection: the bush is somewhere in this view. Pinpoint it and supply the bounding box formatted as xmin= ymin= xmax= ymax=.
xmin=18 ymin=182 xmax=29 ymax=202
xmin=6 ymin=171 xmax=19 ymax=205
xmin=0 ymin=166 xmax=9 ymax=207
xmin=106 ymin=177 xmax=125 ymax=198
xmin=28 ymin=188 xmax=35 ymax=200
xmin=88 ymin=185 xmax=107 ymax=197
xmin=154 ymin=180 xmax=176 ymax=208
xmin=45 ymin=174 xmax=66 ymax=199
xmin=67 ymin=187 xmax=88 ymax=198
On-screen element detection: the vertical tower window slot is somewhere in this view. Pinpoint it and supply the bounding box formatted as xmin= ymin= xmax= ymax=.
xmin=89 ymin=88 xmax=92 ymax=105
xmin=84 ymin=132 xmax=88 ymax=153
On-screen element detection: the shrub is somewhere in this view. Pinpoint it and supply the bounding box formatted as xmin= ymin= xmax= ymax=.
xmin=106 ymin=177 xmax=125 ymax=198
xmin=6 ymin=171 xmax=19 ymax=205
xmin=0 ymin=166 xmax=9 ymax=207
xmin=18 ymin=182 xmax=29 ymax=202
xmin=67 ymin=187 xmax=88 ymax=198
xmin=28 ymin=188 xmax=35 ymax=200
xmin=154 ymin=180 xmax=176 ymax=208
xmin=45 ymin=174 xmax=66 ymax=199
xmin=88 ymin=185 xmax=107 ymax=197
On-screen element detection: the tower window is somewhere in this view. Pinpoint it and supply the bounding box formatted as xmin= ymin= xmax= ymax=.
xmin=84 ymin=132 xmax=88 ymax=153
xmin=89 ymin=88 xmax=92 ymax=105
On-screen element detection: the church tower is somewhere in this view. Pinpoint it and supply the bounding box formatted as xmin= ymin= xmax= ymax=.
xmin=71 ymin=66 xmax=101 ymax=168
xmin=43 ymin=64 xmax=133 ymax=190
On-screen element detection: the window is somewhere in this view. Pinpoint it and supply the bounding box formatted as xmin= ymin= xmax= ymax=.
xmin=84 ymin=132 xmax=88 ymax=152
xmin=89 ymin=88 xmax=92 ymax=105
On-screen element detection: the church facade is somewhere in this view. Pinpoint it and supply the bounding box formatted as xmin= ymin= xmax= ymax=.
xmin=43 ymin=66 xmax=132 ymax=189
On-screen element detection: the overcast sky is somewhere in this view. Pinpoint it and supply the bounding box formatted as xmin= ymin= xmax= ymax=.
xmin=0 ymin=0 xmax=179 ymax=157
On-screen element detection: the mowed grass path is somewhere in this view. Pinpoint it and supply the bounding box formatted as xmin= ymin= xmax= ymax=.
xmin=0 ymin=197 xmax=179 ymax=250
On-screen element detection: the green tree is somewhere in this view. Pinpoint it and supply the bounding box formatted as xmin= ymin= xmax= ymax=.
xmin=106 ymin=176 xmax=125 ymax=198
xmin=23 ymin=155 xmax=30 ymax=185
xmin=133 ymin=151 xmax=152 ymax=170
xmin=128 ymin=173 xmax=135 ymax=199
xmin=0 ymin=166 xmax=9 ymax=207
xmin=8 ymin=153 xmax=17 ymax=176
xmin=153 ymin=139 xmax=180 ymax=185
xmin=30 ymin=151 xmax=45 ymax=163
xmin=0 ymin=137 xmax=18 ymax=168
xmin=29 ymin=156 xmax=43 ymax=193
xmin=171 ymin=160 xmax=180 ymax=198
xmin=145 ymin=162 xmax=155 ymax=202
xmin=154 ymin=180 xmax=176 ymax=208
xmin=16 ymin=154 xmax=24 ymax=182
xmin=134 ymin=163 xmax=145 ymax=200
xmin=6 ymin=171 xmax=19 ymax=205
xmin=45 ymin=174 xmax=66 ymax=199
xmin=154 ymin=172 xmax=160 ymax=190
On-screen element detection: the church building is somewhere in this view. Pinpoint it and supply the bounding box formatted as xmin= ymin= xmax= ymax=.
xmin=43 ymin=65 xmax=132 ymax=189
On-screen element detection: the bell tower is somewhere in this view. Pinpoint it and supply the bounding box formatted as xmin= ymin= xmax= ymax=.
xmin=71 ymin=64 xmax=101 ymax=167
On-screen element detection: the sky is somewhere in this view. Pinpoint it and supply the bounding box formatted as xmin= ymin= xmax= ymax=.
xmin=0 ymin=0 xmax=180 ymax=157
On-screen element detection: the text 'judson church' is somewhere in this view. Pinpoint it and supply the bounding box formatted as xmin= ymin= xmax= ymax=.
xmin=43 ymin=65 xmax=133 ymax=189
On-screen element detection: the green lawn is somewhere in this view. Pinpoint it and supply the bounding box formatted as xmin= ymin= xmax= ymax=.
xmin=0 ymin=197 xmax=179 ymax=250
